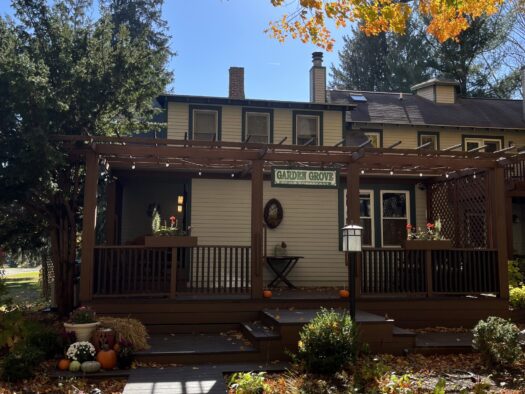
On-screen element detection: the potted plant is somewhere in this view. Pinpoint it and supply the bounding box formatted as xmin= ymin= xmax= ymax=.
xmin=115 ymin=339 xmax=134 ymax=369
xmin=64 ymin=306 xmax=100 ymax=341
xmin=404 ymin=219 xmax=452 ymax=250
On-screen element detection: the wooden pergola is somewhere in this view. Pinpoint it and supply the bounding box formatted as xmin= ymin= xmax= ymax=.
xmin=58 ymin=135 xmax=511 ymax=303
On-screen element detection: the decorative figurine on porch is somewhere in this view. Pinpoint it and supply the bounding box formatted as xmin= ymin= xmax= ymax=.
xmin=274 ymin=241 xmax=288 ymax=256
xmin=404 ymin=218 xmax=452 ymax=249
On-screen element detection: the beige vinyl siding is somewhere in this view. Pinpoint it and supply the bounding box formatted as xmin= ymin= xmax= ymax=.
xmin=191 ymin=178 xmax=345 ymax=286
xmin=167 ymin=102 xmax=343 ymax=146
xmin=221 ymin=106 xmax=242 ymax=142
xmin=273 ymin=109 xmax=292 ymax=144
xmin=415 ymin=86 xmax=434 ymax=101
xmin=191 ymin=179 xmax=251 ymax=246
xmin=323 ymin=111 xmax=343 ymax=146
xmin=435 ymin=85 xmax=456 ymax=104
xmin=167 ymin=102 xmax=188 ymax=139
xmin=358 ymin=125 xmax=525 ymax=150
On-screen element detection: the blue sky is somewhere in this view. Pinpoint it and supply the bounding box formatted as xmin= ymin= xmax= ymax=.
xmin=166 ymin=1 xmax=347 ymax=101
xmin=0 ymin=0 xmax=350 ymax=101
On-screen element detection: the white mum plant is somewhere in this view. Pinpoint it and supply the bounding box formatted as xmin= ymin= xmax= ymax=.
xmin=66 ymin=341 xmax=96 ymax=363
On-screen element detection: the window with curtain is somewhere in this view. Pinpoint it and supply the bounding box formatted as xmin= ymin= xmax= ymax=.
xmin=296 ymin=115 xmax=319 ymax=145
xmin=193 ymin=110 xmax=218 ymax=140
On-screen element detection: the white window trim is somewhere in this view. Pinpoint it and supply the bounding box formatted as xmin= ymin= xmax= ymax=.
xmin=380 ymin=190 xmax=410 ymax=248
xmin=192 ymin=109 xmax=218 ymax=140
xmin=295 ymin=114 xmax=320 ymax=144
xmin=464 ymin=137 xmax=502 ymax=152
xmin=245 ymin=112 xmax=270 ymax=143
xmin=343 ymin=189 xmax=375 ymax=247
xmin=364 ymin=131 xmax=381 ymax=148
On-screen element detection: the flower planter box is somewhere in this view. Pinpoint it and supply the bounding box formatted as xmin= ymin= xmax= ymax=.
xmin=144 ymin=235 xmax=198 ymax=248
xmin=403 ymin=240 xmax=453 ymax=250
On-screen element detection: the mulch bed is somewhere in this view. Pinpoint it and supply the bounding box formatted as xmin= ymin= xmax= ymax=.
xmin=0 ymin=361 xmax=126 ymax=394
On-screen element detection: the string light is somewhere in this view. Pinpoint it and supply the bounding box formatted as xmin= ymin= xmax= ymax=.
xmin=360 ymin=169 xmax=365 ymax=175
xmin=165 ymin=161 xmax=170 ymax=167
xmin=389 ymin=170 xmax=394 ymax=175
xmin=131 ymin=162 xmax=136 ymax=170
xmin=473 ymin=173 xmax=477 ymax=179
xmin=445 ymin=173 xmax=449 ymax=178
xmin=231 ymin=173 xmax=235 ymax=178
xmin=419 ymin=172 xmax=423 ymax=177
xmin=198 ymin=171 xmax=202 ymax=176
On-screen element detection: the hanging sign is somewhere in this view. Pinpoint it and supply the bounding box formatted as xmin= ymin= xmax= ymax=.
xmin=271 ymin=167 xmax=339 ymax=189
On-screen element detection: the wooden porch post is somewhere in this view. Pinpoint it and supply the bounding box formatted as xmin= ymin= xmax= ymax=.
xmin=492 ymin=167 xmax=509 ymax=299
xmin=105 ymin=181 xmax=116 ymax=245
xmin=79 ymin=150 xmax=99 ymax=303
xmin=251 ymin=160 xmax=264 ymax=299
xmin=346 ymin=164 xmax=361 ymax=298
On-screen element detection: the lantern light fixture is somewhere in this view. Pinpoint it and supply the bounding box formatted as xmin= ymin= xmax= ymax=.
xmin=177 ymin=195 xmax=184 ymax=205
xmin=177 ymin=205 xmax=183 ymax=213
xmin=342 ymin=224 xmax=363 ymax=252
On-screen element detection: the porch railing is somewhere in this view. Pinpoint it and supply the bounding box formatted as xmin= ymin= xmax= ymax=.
xmin=93 ymin=245 xmax=251 ymax=297
xmin=504 ymin=156 xmax=525 ymax=184
xmin=93 ymin=246 xmax=171 ymax=297
xmin=361 ymin=248 xmax=499 ymax=296
xmin=177 ymin=245 xmax=251 ymax=295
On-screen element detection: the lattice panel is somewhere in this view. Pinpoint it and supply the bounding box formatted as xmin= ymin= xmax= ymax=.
xmin=430 ymin=173 xmax=489 ymax=248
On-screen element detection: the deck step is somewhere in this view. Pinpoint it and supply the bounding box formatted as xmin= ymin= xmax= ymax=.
xmin=262 ymin=308 xmax=391 ymax=326
xmin=392 ymin=326 xmax=416 ymax=337
xmin=135 ymin=332 xmax=260 ymax=364
xmin=413 ymin=332 xmax=473 ymax=355
xmin=241 ymin=321 xmax=280 ymax=341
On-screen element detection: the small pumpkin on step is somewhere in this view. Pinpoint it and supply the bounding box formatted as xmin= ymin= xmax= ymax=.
xmin=97 ymin=345 xmax=117 ymax=370
xmin=263 ymin=290 xmax=273 ymax=298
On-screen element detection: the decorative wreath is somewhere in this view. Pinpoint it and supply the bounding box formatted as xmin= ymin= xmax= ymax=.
xmin=264 ymin=198 xmax=284 ymax=229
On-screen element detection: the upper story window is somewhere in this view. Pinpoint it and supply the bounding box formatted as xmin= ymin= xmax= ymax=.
xmin=418 ymin=132 xmax=440 ymax=150
xmin=364 ymin=131 xmax=382 ymax=148
xmin=294 ymin=111 xmax=322 ymax=145
xmin=463 ymin=136 xmax=502 ymax=153
xmin=190 ymin=106 xmax=221 ymax=140
xmin=245 ymin=111 xmax=271 ymax=143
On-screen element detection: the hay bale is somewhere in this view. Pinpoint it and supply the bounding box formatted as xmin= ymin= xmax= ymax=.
xmin=99 ymin=316 xmax=150 ymax=350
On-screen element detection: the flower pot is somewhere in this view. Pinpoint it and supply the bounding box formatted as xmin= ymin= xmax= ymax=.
xmin=64 ymin=322 xmax=100 ymax=342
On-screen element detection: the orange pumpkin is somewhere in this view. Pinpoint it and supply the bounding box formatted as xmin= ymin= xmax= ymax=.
xmin=96 ymin=349 xmax=117 ymax=370
xmin=57 ymin=359 xmax=71 ymax=371
xmin=339 ymin=289 xmax=350 ymax=298
xmin=263 ymin=290 xmax=273 ymax=298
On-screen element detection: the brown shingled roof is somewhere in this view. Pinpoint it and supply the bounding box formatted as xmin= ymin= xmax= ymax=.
xmin=328 ymin=90 xmax=525 ymax=130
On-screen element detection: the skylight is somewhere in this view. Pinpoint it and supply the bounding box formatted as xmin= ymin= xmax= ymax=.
xmin=350 ymin=95 xmax=367 ymax=102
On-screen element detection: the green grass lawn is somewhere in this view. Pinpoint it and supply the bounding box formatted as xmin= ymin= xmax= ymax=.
xmin=3 ymin=270 xmax=44 ymax=308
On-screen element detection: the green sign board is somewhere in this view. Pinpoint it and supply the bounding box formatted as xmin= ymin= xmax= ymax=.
xmin=271 ymin=167 xmax=339 ymax=189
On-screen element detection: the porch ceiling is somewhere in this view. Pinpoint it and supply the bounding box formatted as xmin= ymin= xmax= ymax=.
xmin=57 ymin=135 xmax=518 ymax=179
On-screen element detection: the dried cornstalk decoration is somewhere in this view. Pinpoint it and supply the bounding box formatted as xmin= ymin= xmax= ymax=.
xmin=99 ymin=316 xmax=150 ymax=350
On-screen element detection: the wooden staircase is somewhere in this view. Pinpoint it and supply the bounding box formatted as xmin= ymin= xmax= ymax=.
xmin=135 ymin=309 xmax=419 ymax=364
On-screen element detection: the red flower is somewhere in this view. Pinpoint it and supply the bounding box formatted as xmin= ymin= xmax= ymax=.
xmin=426 ymin=223 xmax=435 ymax=229
xmin=406 ymin=224 xmax=413 ymax=230
xmin=169 ymin=216 xmax=176 ymax=224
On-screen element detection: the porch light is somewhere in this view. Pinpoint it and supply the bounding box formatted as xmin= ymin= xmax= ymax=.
xmin=177 ymin=205 xmax=183 ymax=213
xmin=342 ymin=224 xmax=363 ymax=252
xmin=177 ymin=195 xmax=184 ymax=205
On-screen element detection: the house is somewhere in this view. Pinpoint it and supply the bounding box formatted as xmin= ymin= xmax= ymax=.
xmin=61 ymin=53 xmax=525 ymax=354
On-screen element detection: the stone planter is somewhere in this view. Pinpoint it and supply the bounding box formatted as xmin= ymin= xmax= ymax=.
xmin=403 ymin=240 xmax=453 ymax=250
xmin=64 ymin=322 xmax=100 ymax=342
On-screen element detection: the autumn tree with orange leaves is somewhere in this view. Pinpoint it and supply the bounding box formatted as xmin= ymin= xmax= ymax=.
xmin=267 ymin=0 xmax=507 ymax=50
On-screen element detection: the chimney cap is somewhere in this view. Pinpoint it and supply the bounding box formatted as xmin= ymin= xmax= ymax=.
xmin=312 ymin=52 xmax=323 ymax=60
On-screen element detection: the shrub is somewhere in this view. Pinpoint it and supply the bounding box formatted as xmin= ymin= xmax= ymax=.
xmin=472 ymin=316 xmax=522 ymax=367
xmin=1 ymin=345 xmax=44 ymax=381
xmin=510 ymin=285 xmax=525 ymax=309
xmin=229 ymin=371 xmax=268 ymax=394
xmin=294 ymin=308 xmax=357 ymax=374
xmin=25 ymin=324 xmax=62 ymax=359
xmin=509 ymin=260 xmax=524 ymax=288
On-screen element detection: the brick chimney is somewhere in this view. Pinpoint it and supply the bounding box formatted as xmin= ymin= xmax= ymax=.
xmin=229 ymin=67 xmax=245 ymax=100
xmin=310 ymin=52 xmax=326 ymax=103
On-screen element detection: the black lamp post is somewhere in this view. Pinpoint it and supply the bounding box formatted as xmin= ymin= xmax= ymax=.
xmin=342 ymin=224 xmax=363 ymax=322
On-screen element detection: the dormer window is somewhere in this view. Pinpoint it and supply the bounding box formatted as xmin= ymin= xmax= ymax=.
xmin=244 ymin=111 xmax=272 ymax=143
xmin=190 ymin=105 xmax=221 ymax=141
xmin=294 ymin=111 xmax=323 ymax=145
